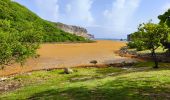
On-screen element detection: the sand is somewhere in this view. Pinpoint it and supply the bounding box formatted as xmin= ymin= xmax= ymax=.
xmin=0 ymin=40 xmax=135 ymax=76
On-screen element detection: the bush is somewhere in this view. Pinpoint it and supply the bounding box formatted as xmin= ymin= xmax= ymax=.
xmin=127 ymin=41 xmax=144 ymax=51
xmin=127 ymin=42 xmax=136 ymax=49
xmin=0 ymin=30 xmax=42 ymax=68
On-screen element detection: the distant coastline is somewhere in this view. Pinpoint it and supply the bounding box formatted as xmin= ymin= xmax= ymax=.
xmin=94 ymin=38 xmax=127 ymax=41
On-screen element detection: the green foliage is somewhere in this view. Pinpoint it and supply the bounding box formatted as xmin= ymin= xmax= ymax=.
xmin=158 ymin=9 xmax=170 ymax=26
xmin=128 ymin=23 xmax=170 ymax=51
xmin=127 ymin=31 xmax=146 ymax=51
xmin=158 ymin=9 xmax=170 ymax=51
xmin=0 ymin=2 xmax=43 ymax=68
xmin=137 ymin=23 xmax=162 ymax=50
xmin=127 ymin=41 xmax=145 ymax=51
xmin=0 ymin=30 xmax=42 ymax=68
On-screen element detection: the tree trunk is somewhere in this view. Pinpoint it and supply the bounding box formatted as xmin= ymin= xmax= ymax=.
xmin=152 ymin=49 xmax=158 ymax=68
xmin=0 ymin=66 xmax=5 ymax=70
xmin=167 ymin=49 xmax=170 ymax=56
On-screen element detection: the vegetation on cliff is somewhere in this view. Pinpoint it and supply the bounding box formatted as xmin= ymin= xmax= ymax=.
xmin=0 ymin=0 xmax=88 ymax=42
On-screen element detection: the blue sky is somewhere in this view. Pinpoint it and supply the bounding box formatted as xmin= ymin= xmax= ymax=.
xmin=14 ymin=0 xmax=170 ymax=39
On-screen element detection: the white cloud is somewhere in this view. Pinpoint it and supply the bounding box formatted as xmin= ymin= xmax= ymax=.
xmin=60 ymin=0 xmax=94 ymax=26
xmin=162 ymin=3 xmax=170 ymax=12
xmin=103 ymin=0 xmax=141 ymax=33
xmin=31 ymin=0 xmax=94 ymax=27
xmin=33 ymin=0 xmax=59 ymax=21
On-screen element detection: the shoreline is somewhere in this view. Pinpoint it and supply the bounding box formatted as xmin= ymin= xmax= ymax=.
xmin=0 ymin=62 xmax=137 ymax=78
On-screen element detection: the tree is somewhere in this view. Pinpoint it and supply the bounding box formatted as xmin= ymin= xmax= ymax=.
xmin=129 ymin=22 xmax=169 ymax=68
xmin=0 ymin=29 xmax=42 ymax=69
xmin=158 ymin=9 xmax=170 ymax=53
xmin=159 ymin=24 xmax=170 ymax=54
xmin=0 ymin=18 xmax=43 ymax=69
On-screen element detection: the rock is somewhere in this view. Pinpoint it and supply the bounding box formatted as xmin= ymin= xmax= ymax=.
xmin=122 ymin=67 xmax=129 ymax=70
xmin=0 ymin=77 xmax=8 ymax=82
xmin=56 ymin=22 xmax=94 ymax=39
xmin=64 ymin=68 xmax=74 ymax=74
xmin=27 ymin=73 xmax=32 ymax=76
xmin=90 ymin=60 xmax=98 ymax=65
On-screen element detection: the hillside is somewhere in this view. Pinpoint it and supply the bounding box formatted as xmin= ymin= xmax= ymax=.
xmin=0 ymin=0 xmax=88 ymax=42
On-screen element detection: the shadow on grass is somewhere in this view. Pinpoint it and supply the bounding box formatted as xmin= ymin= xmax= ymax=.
xmin=68 ymin=67 xmax=170 ymax=84
xmin=68 ymin=67 xmax=124 ymax=83
xmin=95 ymin=67 xmax=123 ymax=75
xmin=133 ymin=61 xmax=170 ymax=68
xmin=27 ymin=75 xmax=170 ymax=100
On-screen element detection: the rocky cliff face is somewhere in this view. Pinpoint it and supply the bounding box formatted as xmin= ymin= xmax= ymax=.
xmin=56 ymin=23 xmax=94 ymax=39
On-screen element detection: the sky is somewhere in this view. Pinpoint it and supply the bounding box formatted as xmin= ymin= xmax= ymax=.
xmin=14 ymin=0 xmax=170 ymax=39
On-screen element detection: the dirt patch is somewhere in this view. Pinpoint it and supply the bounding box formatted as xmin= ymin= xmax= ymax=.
xmin=0 ymin=40 xmax=136 ymax=77
xmin=0 ymin=79 xmax=22 ymax=93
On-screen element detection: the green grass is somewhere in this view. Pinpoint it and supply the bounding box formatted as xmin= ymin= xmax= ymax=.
xmin=133 ymin=62 xmax=170 ymax=68
xmin=0 ymin=64 xmax=170 ymax=100
xmin=128 ymin=47 xmax=166 ymax=54
xmin=137 ymin=47 xmax=166 ymax=54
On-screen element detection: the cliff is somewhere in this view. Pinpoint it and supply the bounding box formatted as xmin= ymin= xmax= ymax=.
xmin=56 ymin=23 xmax=94 ymax=39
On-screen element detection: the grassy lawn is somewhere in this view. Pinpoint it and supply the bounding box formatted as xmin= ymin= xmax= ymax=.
xmin=127 ymin=47 xmax=166 ymax=54
xmin=0 ymin=63 xmax=170 ymax=100
xmin=139 ymin=47 xmax=166 ymax=54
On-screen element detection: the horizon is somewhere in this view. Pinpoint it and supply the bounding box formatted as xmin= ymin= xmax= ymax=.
xmin=14 ymin=0 xmax=170 ymax=38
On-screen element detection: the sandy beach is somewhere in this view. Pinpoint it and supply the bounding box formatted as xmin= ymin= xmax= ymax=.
xmin=0 ymin=40 xmax=135 ymax=76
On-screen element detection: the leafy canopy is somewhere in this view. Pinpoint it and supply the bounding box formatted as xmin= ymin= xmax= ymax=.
xmin=158 ymin=9 xmax=170 ymax=50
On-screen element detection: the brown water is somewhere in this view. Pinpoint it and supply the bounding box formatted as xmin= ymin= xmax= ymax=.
xmin=0 ymin=40 xmax=135 ymax=76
